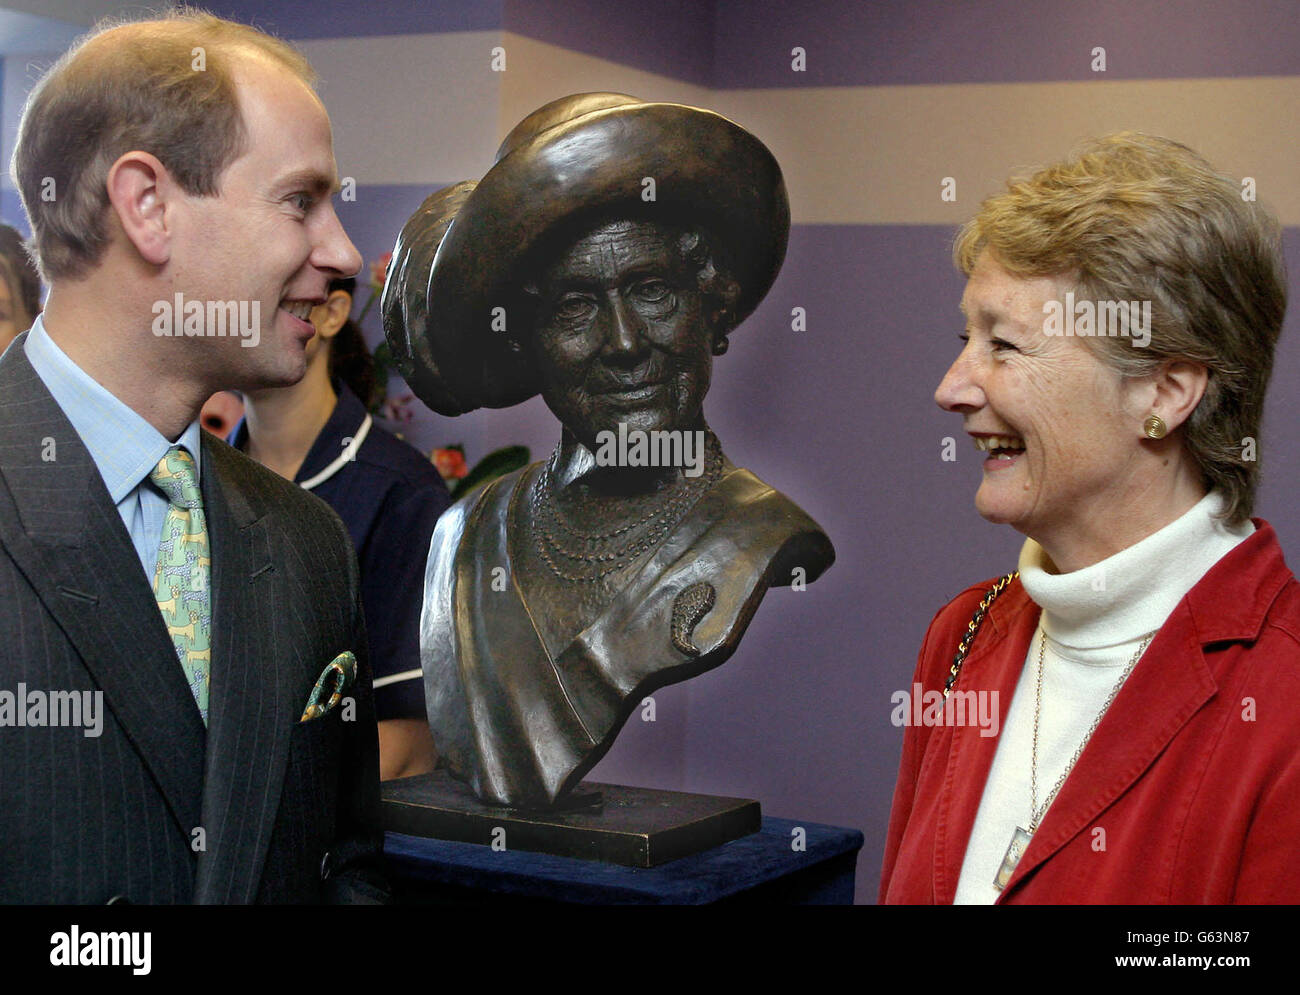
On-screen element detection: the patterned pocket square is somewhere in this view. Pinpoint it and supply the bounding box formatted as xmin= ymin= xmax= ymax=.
xmin=299 ymin=651 xmax=357 ymax=723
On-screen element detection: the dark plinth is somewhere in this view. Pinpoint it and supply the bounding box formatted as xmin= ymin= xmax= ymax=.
xmin=384 ymin=817 xmax=864 ymax=905
xmin=381 ymin=769 xmax=762 ymax=867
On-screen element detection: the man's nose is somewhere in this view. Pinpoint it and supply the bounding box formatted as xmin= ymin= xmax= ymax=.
xmin=935 ymin=348 xmax=983 ymax=412
xmin=315 ymin=205 xmax=363 ymax=278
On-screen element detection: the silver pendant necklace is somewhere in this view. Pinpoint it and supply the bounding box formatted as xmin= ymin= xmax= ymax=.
xmin=993 ymin=627 xmax=1153 ymax=891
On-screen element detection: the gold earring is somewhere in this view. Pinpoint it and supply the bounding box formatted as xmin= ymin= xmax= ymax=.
xmin=1143 ymin=414 xmax=1168 ymax=440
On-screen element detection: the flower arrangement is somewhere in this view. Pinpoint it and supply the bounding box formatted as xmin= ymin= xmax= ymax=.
xmin=432 ymin=446 xmax=468 ymax=482
xmin=433 ymin=443 xmax=531 ymax=501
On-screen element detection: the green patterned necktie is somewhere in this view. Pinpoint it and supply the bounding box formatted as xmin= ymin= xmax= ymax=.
xmin=150 ymin=447 xmax=211 ymax=724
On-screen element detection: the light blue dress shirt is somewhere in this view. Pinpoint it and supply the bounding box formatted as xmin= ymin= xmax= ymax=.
xmin=24 ymin=315 xmax=205 ymax=581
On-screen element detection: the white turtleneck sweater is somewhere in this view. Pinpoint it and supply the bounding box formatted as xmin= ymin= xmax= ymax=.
xmin=953 ymin=491 xmax=1253 ymax=904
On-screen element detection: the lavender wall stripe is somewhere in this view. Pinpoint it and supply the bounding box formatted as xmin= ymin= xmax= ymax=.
xmin=714 ymin=0 xmax=1300 ymax=88
xmin=202 ymin=0 xmax=505 ymax=39
xmin=205 ymin=1 xmax=1300 ymax=89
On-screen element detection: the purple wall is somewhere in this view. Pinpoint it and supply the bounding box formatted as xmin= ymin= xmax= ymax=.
xmin=204 ymin=0 xmax=717 ymax=83
xmin=202 ymin=0 xmax=1300 ymax=86
xmin=503 ymin=0 xmax=714 ymax=86
xmin=202 ymin=0 xmax=1300 ymax=87
xmin=1 ymin=189 xmax=26 ymax=236
xmin=202 ymin=0 xmax=504 ymax=38
xmin=713 ymin=0 xmax=1300 ymax=87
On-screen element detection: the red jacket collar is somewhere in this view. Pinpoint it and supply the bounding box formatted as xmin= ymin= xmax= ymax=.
xmin=1183 ymin=519 xmax=1293 ymax=643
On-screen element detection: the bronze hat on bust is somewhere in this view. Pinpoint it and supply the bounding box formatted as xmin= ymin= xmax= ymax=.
xmin=381 ymin=92 xmax=790 ymax=416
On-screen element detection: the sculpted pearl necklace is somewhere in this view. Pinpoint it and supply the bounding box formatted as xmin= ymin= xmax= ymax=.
xmin=531 ymin=431 xmax=723 ymax=584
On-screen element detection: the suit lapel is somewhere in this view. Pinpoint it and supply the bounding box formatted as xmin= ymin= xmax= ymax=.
xmin=193 ymin=435 xmax=294 ymax=903
xmin=0 ymin=336 xmax=206 ymax=838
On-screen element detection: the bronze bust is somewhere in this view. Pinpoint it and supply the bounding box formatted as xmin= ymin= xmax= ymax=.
xmin=384 ymin=93 xmax=834 ymax=809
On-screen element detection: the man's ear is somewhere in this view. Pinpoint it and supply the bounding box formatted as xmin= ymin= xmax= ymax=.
xmin=105 ymin=151 xmax=174 ymax=266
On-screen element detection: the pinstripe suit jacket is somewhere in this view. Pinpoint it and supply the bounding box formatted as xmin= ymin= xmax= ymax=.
xmin=0 ymin=334 xmax=387 ymax=903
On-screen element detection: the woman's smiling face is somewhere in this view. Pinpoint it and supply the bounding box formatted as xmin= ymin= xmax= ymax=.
xmin=935 ymin=250 xmax=1152 ymax=557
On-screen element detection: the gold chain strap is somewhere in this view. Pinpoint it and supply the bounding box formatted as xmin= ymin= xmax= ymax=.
xmin=943 ymin=571 xmax=1019 ymax=699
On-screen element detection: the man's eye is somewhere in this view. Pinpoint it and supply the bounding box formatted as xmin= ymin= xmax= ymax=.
xmin=290 ymin=193 xmax=314 ymax=212
xmin=990 ymin=337 xmax=1018 ymax=352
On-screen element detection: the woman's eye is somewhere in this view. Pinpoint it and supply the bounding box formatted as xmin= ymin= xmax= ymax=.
xmin=553 ymin=296 xmax=592 ymax=319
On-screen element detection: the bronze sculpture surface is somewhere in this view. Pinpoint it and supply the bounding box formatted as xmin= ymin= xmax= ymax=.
xmin=384 ymin=93 xmax=834 ymax=809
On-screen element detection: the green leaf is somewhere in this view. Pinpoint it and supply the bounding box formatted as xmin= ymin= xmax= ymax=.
xmin=450 ymin=445 xmax=531 ymax=500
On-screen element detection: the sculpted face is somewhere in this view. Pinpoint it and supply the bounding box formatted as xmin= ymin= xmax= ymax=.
xmin=531 ymin=220 xmax=713 ymax=450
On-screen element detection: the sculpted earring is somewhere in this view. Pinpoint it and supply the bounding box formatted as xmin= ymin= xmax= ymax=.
xmin=1143 ymin=414 xmax=1168 ymax=440
xmin=712 ymin=335 xmax=729 ymax=356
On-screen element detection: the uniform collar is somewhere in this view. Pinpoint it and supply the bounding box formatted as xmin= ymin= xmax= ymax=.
xmin=228 ymin=382 xmax=369 ymax=484
xmin=293 ymin=382 xmax=369 ymax=485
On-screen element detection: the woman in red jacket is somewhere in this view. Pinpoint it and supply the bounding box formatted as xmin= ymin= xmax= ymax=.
xmin=880 ymin=132 xmax=1299 ymax=904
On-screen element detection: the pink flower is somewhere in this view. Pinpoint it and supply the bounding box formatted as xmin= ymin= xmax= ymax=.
xmin=379 ymin=393 xmax=414 ymax=424
xmin=369 ymin=252 xmax=393 ymax=292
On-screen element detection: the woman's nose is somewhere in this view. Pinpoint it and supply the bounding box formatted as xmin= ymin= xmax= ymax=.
xmin=602 ymin=294 xmax=647 ymax=359
xmin=935 ymin=348 xmax=983 ymax=412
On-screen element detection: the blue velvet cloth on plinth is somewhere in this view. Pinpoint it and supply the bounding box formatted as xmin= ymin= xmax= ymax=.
xmin=384 ymin=816 xmax=864 ymax=905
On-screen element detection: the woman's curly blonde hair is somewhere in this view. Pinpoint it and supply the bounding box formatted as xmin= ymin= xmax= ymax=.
xmin=954 ymin=133 xmax=1287 ymax=526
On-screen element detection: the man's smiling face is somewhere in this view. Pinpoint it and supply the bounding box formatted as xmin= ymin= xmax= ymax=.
xmin=167 ymin=51 xmax=361 ymax=391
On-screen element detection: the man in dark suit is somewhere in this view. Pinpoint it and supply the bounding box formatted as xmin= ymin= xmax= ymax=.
xmin=0 ymin=12 xmax=387 ymax=902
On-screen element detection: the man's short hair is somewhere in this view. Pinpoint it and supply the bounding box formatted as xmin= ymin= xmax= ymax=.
xmin=954 ymin=132 xmax=1287 ymax=526
xmin=12 ymin=9 xmax=316 ymax=282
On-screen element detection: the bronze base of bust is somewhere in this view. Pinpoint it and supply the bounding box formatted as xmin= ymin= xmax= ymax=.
xmin=381 ymin=769 xmax=761 ymax=868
